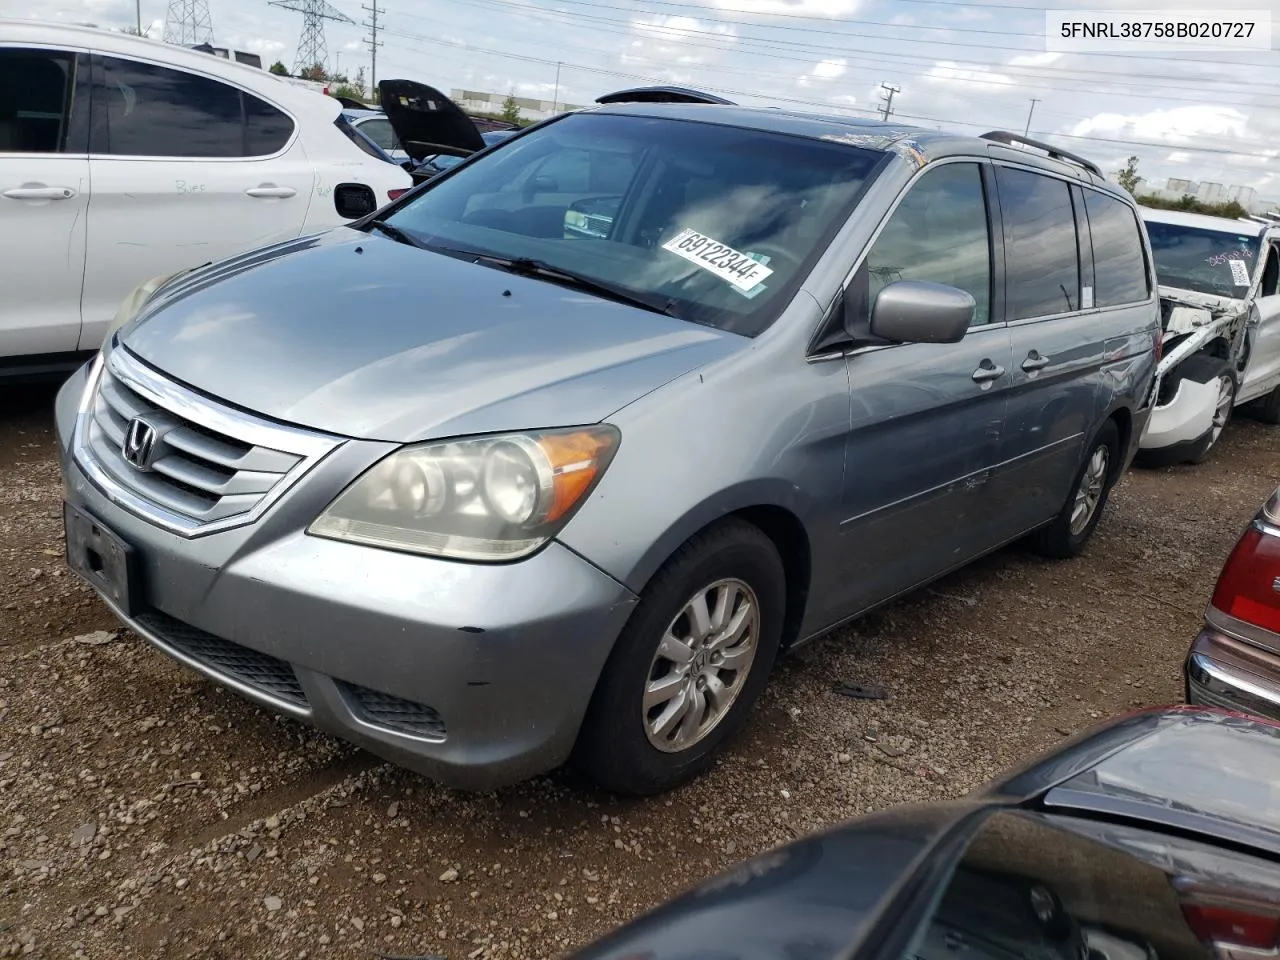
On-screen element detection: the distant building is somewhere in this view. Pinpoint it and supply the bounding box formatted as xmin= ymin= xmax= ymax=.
xmin=1227 ymin=184 xmax=1258 ymax=208
xmin=451 ymin=89 xmax=586 ymax=121
xmin=1197 ymin=182 xmax=1226 ymax=202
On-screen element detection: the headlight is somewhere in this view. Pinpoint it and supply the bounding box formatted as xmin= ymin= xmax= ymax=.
xmin=308 ymin=426 xmax=619 ymax=561
xmin=104 ymin=269 xmax=193 ymax=343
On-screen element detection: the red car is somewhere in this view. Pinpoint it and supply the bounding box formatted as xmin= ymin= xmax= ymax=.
xmin=1187 ymin=484 xmax=1280 ymax=717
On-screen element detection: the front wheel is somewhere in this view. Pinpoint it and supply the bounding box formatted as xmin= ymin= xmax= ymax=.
xmin=1030 ymin=419 xmax=1119 ymax=559
xmin=573 ymin=519 xmax=786 ymax=796
xmin=1255 ymin=383 xmax=1280 ymax=425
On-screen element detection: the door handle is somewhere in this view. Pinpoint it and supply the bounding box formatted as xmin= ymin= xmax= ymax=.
xmin=1021 ymin=351 xmax=1050 ymax=372
xmin=3 ymin=186 xmax=75 ymax=200
xmin=245 ymin=185 xmax=297 ymax=199
xmin=971 ymin=360 xmax=1006 ymax=383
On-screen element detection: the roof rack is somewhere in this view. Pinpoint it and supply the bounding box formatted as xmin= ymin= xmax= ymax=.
xmin=979 ymin=131 xmax=1103 ymax=179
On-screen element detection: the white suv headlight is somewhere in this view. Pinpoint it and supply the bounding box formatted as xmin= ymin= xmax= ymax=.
xmin=308 ymin=426 xmax=619 ymax=561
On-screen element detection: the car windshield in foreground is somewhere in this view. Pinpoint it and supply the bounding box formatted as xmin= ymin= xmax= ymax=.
xmin=378 ymin=112 xmax=884 ymax=335
xmin=1146 ymin=220 xmax=1262 ymax=300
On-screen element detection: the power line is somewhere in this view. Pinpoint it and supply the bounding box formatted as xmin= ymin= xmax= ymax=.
xmin=362 ymin=2 xmax=384 ymax=93
xmin=371 ymin=28 xmax=1280 ymax=159
xmin=435 ymin=0 xmax=1277 ymax=69
xmin=403 ymin=0 xmax=1280 ymax=103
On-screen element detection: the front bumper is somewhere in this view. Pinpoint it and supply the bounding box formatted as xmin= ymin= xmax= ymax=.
xmin=1186 ymin=628 xmax=1280 ymax=723
xmin=1140 ymin=376 xmax=1217 ymax=451
xmin=55 ymin=365 xmax=638 ymax=790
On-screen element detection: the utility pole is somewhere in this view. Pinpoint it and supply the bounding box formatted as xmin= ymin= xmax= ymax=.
xmin=136 ymin=0 xmax=142 ymax=34
xmin=552 ymin=61 xmax=562 ymax=114
xmin=362 ymin=2 xmax=384 ymax=97
xmin=877 ymin=82 xmax=900 ymax=123
xmin=1024 ymin=98 xmax=1040 ymax=137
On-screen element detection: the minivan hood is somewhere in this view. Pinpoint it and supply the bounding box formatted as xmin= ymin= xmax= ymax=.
xmin=121 ymin=230 xmax=741 ymax=443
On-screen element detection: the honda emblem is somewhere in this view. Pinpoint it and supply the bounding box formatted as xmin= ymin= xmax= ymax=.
xmin=122 ymin=417 xmax=158 ymax=470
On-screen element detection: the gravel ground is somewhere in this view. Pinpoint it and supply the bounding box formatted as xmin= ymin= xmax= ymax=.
xmin=2 ymin=379 xmax=1277 ymax=960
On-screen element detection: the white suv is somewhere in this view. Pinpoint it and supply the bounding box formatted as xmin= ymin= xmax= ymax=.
xmin=0 ymin=20 xmax=411 ymax=374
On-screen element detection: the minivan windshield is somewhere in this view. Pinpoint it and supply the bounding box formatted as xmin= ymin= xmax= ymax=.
xmin=379 ymin=112 xmax=884 ymax=335
xmin=1145 ymin=220 xmax=1263 ymax=300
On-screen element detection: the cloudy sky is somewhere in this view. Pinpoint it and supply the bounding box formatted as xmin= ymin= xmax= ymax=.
xmin=16 ymin=0 xmax=1280 ymax=198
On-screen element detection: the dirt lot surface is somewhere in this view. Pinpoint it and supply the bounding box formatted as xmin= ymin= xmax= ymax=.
xmin=2 ymin=379 xmax=1278 ymax=960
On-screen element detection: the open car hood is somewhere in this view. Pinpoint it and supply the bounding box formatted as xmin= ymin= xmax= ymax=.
xmin=377 ymin=79 xmax=486 ymax=163
xmin=595 ymin=85 xmax=735 ymax=105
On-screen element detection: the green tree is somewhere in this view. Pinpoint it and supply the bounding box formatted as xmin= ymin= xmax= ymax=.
xmin=300 ymin=63 xmax=325 ymax=82
xmin=501 ymin=90 xmax=522 ymax=125
xmin=1115 ymin=156 xmax=1141 ymax=195
xmin=269 ymin=60 xmax=290 ymax=76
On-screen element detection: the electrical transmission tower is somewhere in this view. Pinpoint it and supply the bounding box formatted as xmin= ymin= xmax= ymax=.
xmin=163 ymin=0 xmax=214 ymax=44
xmin=269 ymin=0 xmax=355 ymax=77
xmin=362 ymin=2 xmax=384 ymax=95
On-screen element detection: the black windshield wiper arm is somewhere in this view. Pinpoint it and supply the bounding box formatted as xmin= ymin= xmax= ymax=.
xmin=478 ymin=255 xmax=679 ymax=318
xmin=366 ymin=219 xmax=428 ymax=249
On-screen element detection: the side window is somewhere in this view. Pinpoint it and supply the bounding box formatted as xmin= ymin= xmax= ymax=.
xmin=865 ymin=162 xmax=992 ymax=326
xmin=244 ymin=93 xmax=294 ymax=155
xmin=1260 ymin=244 xmax=1279 ymax=299
xmin=996 ymin=167 xmax=1081 ymax=319
xmin=96 ymin=56 xmax=264 ymax=158
xmin=1083 ymin=190 xmax=1150 ymax=307
xmin=0 ymin=48 xmax=76 ymax=153
xmin=357 ymin=117 xmax=399 ymax=152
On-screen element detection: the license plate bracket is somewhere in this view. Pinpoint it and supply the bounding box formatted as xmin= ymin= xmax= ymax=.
xmin=64 ymin=502 xmax=139 ymax=617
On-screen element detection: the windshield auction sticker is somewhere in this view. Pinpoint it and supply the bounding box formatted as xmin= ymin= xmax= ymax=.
xmin=1229 ymin=260 xmax=1251 ymax=286
xmin=663 ymin=228 xmax=775 ymax=292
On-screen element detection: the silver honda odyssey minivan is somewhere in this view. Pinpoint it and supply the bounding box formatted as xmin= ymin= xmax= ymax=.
xmin=56 ymin=93 xmax=1160 ymax=795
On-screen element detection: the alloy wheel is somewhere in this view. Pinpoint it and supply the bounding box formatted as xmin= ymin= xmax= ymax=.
xmin=643 ymin=578 xmax=760 ymax=753
xmin=1069 ymin=444 xmax=1110 ymax=536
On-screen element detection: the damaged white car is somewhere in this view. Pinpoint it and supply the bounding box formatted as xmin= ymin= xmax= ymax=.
xmin=1138 ymin=208 xmax=1280 ymax=465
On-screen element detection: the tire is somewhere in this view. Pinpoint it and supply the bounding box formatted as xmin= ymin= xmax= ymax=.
xmin=572 ymin=519 xmax=786 ymax=796
xmin=1136 ymin=355 xmax=1237 ymax=467
xmin=1257 ymin=383 xmax=1280 ymax=425
xmin=1030 ymin=419 xmax=1120 ymax=559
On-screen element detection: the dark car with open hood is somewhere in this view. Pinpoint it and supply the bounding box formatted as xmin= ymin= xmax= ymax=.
xmin=569 ymin=707 xmax=1280 ymax=960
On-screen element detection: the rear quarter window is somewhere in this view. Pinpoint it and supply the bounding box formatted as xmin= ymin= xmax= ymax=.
xmin=1083 ymin=190 xmax=1150 ymax=307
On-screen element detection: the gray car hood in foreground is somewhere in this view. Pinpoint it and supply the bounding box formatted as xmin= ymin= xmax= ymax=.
xmin=121 ymin=230 xmax=742 ymax=443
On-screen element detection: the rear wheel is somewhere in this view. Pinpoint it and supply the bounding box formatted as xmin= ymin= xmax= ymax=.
xmin=1030 ymin=419 xmax=1119 ymax=559
xmin=573 ymin=519 xmax=786 ymax=796
xmin=1256 ymin=383 xmax=1280 ymax=425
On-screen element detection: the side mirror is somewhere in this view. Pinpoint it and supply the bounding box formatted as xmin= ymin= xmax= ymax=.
xmin=869 ymin=280 xmax=974 ymax=344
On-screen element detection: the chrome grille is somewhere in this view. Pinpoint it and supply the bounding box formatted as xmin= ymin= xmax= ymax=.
xmin=74 ymin=349 xmax=339 ymax=536
xmin=135 ymin=611 xmax=309 ymax=710
xmin=340 ymin=683 xmax=447 ymax=741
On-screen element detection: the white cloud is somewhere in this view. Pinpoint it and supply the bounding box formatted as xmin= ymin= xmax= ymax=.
xmin=706 ymin=0 xmax=860 ymax=17
xmin=798 ymin=57 xmax=847 ymax=87
xmin=623 ymin=14 xmax=736 ymax=73
xmin=1007 ymin=52 xmax=1063 ymax=67
xmin=1070 ymin=105 xmax=1252 ymax=145
xmin=925 ymin=60 xmax=1014 ymax=89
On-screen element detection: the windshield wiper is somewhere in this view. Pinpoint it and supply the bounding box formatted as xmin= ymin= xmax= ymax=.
xmin=474 ymin=255 xmax=680 ymax=318
xmin=366 ymin=219 xmax=428 ymax=249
